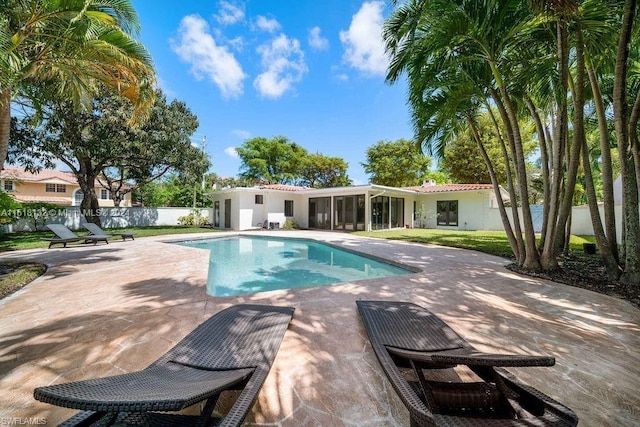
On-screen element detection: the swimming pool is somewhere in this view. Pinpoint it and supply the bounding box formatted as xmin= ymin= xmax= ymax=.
xmin=176 ymin=235 xmax=413 ymax=296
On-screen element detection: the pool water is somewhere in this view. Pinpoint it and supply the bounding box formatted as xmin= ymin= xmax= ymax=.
xmin=177 ymin=236 xmax=412 ymax=296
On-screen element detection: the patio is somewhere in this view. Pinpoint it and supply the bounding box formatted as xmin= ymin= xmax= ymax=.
xmin=0 ymin=230 xmax=638 ymax=425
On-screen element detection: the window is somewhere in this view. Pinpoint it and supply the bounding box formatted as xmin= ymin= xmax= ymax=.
xmin=100 ymin=189 xmax=110 ymax=200
xmin=371 ymin=196 xmax=404 ymax=230
xmin=3 ymin=180 xmax=15 ymax=192
xmin=284 ymin=200 xmax=294 ymax=217
xmin=437 ymin=200 xmax=458 ymax=226
xmin=45 ymin=183 xmax=66 ymax=193
xmin=255 ymin=194 xmax=263 ymax=204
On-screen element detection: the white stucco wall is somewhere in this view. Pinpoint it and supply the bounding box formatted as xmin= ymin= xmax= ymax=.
xmin=5 ymin=207 xmax=212 ymax=232
xmin=209 ymin=189 xmax=306 ymax=231
xmin=417 ymin=191 xmax=491 ymax=230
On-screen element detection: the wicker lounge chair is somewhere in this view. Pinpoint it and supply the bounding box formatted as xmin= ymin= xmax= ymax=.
xmin=34 ymin=304 xmax=295 ymax=426
xmin=82 ymin=222 xmax=135 ymax=241
xmin=356 ymin=300 xmax=578 ymax=426
xmin=42 ymin=224 xmax=109 ymax=248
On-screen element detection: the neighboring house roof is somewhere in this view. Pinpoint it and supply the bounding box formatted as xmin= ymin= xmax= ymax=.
xmin=1 ymin=166 xmax=132 ymax=190
xmin=12 ymin=195 xmax=71 ymax=204
xmin=1 ymin=166 xmax=77 ymax=184
xmin=404 ymin=183 xmax=495 ymax=193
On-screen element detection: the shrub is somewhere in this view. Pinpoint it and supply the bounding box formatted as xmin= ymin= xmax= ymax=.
xmin=177 ymin=209 xmax=210 ymax=226
xmin=282 ymin=219 xmax=299 ymax=230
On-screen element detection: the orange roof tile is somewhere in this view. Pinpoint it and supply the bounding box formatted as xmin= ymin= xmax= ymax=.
xmin=1 ymin=166 xmax=77 ymax=184
xmin=404 ymin=183 xmax=494 ymax=193
xmin=259 ymin=184 xmax=308 ymax=192
xmin=12 ymin=194 xmax=72 ymax=204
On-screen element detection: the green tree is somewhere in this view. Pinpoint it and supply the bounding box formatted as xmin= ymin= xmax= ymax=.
xmin=298 ymin=153 xmax=351 ymax=188
xmin=441 ymin=114 xmax=537 ymax=185
xmin=237 ymin=136 xmax=308 ymax=184
xmin=10 ymin=89 xmax=201 ymax=224
xmin=361 ymin=139 xmax=431 ymax=187
xmin=0 ymin=0 xmax=155 ymax=171
xmin=210 ymin=173 xmax=258 ymax=189
xmin=95 ymin=90 xmax=208 ymax=206
xmin=137 ymin=175 xmax=212 ymax=208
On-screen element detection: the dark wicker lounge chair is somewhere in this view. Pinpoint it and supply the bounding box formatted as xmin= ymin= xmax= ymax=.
xmin=34 ymin=304 xmax=295 ymax=426
xmin=82 ymin=223 xmax=135 ymax=241
xmin=42 ymin=224 xmax=109 ymax=248
xmin=356 ymin=300 xmax=578 ymax=426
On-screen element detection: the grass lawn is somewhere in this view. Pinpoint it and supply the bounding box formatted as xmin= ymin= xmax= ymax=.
xmin=0 ymin=262 xmax=47 ymax=298
xmin=0 ymin=226 xmax=220 ymax=252
xmin=353 ymin=228 xmax=596 ymax=258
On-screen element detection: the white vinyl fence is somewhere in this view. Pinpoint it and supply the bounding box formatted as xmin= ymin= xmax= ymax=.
xmin=485 ymin=204 xmax=624 ymax=243
xmin=3 ymin=207 xmax=214 ymax=232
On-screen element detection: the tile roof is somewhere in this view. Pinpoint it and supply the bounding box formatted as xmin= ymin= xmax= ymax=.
xmin=259 ymin=184 xmax=308 ymax=192
xmin=12 ymin=194 xmax=72 ymax=204
xmin=1 ymin=166 xmax=77 ymax=184
xmin=404 ymin=183 xmax=495 ymax=193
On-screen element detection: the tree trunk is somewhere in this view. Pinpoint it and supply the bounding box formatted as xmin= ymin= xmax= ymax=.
xmin=488 ymin=91 xmax=526 ymax=265
xmin=613 ymin=0 xmax=640 ymax=285
xmin=0 ymin=88 xmax=11 ymax=171
xmin=541 ymin=19 xmax=569 ymax=270
xmin=77 ymin=159 xmax=102 ymax=227
xmin=581 ymin=137 xmax=623 ymax=280
xmin=629 ymin=91 xmax=640 ymax=201
xmin=525 ymin=97 xmax=550 ymax=250
xmin=497 ymin=83 xmax=540 ymax=270
xmin=467 ymin=116 xmax=519 ymax=259
xmin=112 ymin=194 xmax=122 ymax=207
xmin=553 ymin=26 xmax=585 ymax=258
xmin=587 ymin=63 xmax=619 ymax=262
xmin=486 ymin=105 xmax=522 ymax=261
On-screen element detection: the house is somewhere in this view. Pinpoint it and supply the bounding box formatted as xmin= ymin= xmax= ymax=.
xmin=0 ymin=166 xmax=132 ymax=207
xmin=207 ymin=180 xmax=507 ymax=232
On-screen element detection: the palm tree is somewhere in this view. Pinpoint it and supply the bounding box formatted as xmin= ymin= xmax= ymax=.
xmin=385 ymin=0 xmax=546 ymax=270
xmin=612 ymin=0 xmax=640 ymax=284
xmin=0 ymin=0 xmax=155 ymax=171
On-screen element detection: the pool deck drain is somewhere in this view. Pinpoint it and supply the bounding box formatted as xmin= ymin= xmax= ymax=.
xmin=0 ymin=230 xmax=638 ymax=425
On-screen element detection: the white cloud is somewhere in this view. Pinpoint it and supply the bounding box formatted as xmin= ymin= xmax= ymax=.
xmin=254 ymin=34 xmax=308 ymax=99
xmin=339 ymin=1 xmax=388 ymax=75
xmin=215 ymin=1 xmax=245 ymax=25
xmin=224 ymin=146 xmax=239 ymax=158
xmin=335 ymin=73 xmax=349 ymax=82
xmin=308 ymin=26 xmax=329 ymax=51
xmin=255 ymin=15 xmax=281 ymax=33
xmin=232 ymin=129 xmax=251 ymax=139
xmin=171 ymin=15 xmax=246 ymax=99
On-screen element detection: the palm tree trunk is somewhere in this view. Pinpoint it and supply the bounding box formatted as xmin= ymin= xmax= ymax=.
xmin=525 ymin=97 xmax=550 ymax=250
xmin=553 ymin=26 xmax=585 ymax=258
xmin=467 ymin=116 xmax=519 ymax=259
xmin=581 ymin=137 xmax=623 ymax=279
xmin=496 ymin=82 xmax=540 ymax=270
xmin=486 ymin=104 xmax=523 ymax=261
xmin=488 ymin=91 xmax=526 ymax=264
xmin=586 ymin=63 xmax=619 ymax=262
xmin=629 ymin=91 xmax=640 ymax=197
xmin=613 ymin=0 xmax=640 ymax=285
xmin=541 ymin=18 xmax=570 ymax=270
xmin=0 ymin=88 xmax=11 ymax=171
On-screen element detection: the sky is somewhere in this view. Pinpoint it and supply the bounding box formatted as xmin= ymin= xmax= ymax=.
xmin=131 ymin=0 xmax=413 ymax=185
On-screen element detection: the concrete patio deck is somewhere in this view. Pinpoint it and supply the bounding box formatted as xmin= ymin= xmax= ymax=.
xmin=0 ymin=230 xmax=638 ymax=426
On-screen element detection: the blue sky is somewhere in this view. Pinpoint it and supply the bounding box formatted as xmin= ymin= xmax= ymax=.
xmin=132 ymin=0 xmax=413 ymax=185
